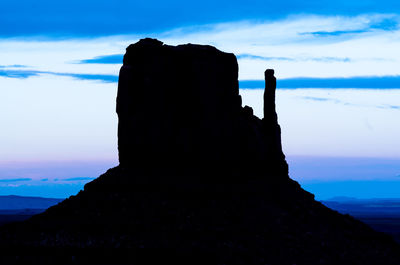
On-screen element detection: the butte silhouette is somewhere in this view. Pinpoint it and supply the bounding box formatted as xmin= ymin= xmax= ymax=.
xmin=0 ymin=38 xmax=399 ymax=265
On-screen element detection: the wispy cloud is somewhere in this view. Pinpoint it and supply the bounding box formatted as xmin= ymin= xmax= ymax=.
xmin=308 ymin=57 xmax=351 ymax=62
xmin=76 ymin=52 xmax=351 ymax=68
xmin=300 ymin=95 xmax=400 ymax=111
xmin=301 ymin=15 xmax=399 ymax=37
xmin=0 ymin=69 xmax=118 ymax=83
xmin=301 ymin=96 xmax=343 ymax=104
xmin=63 ymin=177 xmax=95 ymax=181
xmin=0 ymin=178 xmax=32 ymax=183
xmin=3 ymin=67 xmax=400 ymax=89
xmin=303 ymin=29 xmax=367 ymax=37
xmin=369 ymin=17 xmax=399 ymax=31
xmin=77 ymin=54 xmax=123 ymax=64
xmin=377 ymin=104 xmax=400 ymax=110
xmin=300 ymin=96 xmax=357 ymax=108
xmin=237 ymin=54 xmax=294 ymax=61
xmin=0 ymin=69 xmax=38 ymax=79
xmin=240 ymin=76 xmax=400 ymax=89
xmin=79 ymin=52 xmax=351 ymax=65
xmin=158 ymin=14 xmax=400 ymax=79
xmin=2 ymin=13 xmax=400 ymax=81
xmin=0 ymin=65 xmax=27 ymax=68
xmin=56 ymin=73 xmax=118 ymax=83
xmin=237 ymin=53 xmax=351 ymax=62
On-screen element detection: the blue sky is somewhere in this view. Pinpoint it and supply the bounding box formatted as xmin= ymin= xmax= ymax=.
xmin=1 ymin=0 xmax=400 ymax=199
xmin=2 ymin=0 xmax=400 ymax=37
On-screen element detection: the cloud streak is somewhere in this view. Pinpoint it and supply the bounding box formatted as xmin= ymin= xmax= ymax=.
xmin=237 ymin=54 xmax=294 ymax=61
xmin=301 ymin=96 xmax=342 ymax=103
xmin=298 ymin=95 xmax=400 ymax=111
xmin=302 ymin=29 xmax=367 ymax=37
xmin=378 ymin=104 xmax=400 ymax=110
xmin=78 ymin=53 xmax=352 ymax=65
xmin=300 ymin=14 xmax=399 ymax=37
xmin=2 ymin=13 xmax=400 ymax=81
xmin=155 ymin=14 xmax=400 ymax=79
xmin=0 ymin=69 xmax=118 ymax=83
xmin=240 ymin=76 xmax=400 ymax=89
xmin=63 ymin=177 xmax=95 ymax=181
xmin=0 ymin=178 xmax=32 ymax=183
xmin=3 ymin=67 xmax=400 ymax=89
xmin=0 ymin=65 xmax=27 ymax=68
xmin=237 ymin=53 xmax=351 ymax=62
xmin=0 ymin=69 xmax=38 ymax=78
xmin=77 ymin=54 xmax=123 ymax=64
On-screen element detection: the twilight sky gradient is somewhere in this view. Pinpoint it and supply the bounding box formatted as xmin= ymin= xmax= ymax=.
xmin=1 ymin=0 xmax=400 ymax=199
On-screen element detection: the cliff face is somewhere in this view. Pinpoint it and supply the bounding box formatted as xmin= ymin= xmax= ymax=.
xmin=0 ymin=39 xmax=399 ymax=265
xmin=116 ymin=38 xmax=287 ymax=178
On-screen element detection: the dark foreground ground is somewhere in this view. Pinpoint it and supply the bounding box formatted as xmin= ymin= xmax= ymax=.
xmin=0 ymin=209 xmax=45 ymax=226
xmin=1 ymin=196 xmax=399 ymax=243
xmin=0 ymin=195 xmax=63 ymax=226
xmin=322 ymin=198 xmax=400 ymax=243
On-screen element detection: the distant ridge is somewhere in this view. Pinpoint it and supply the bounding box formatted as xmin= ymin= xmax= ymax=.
xmin=0 ymin=195 xmax=63 ymax=210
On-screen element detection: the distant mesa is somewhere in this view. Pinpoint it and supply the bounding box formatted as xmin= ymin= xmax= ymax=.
xmin=0 ymin=195 xmax=62 ymax=210
xmin=0 ymin=38 xmax=399 ymax=265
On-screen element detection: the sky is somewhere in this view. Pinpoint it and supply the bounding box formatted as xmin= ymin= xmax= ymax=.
xmin=1 ymin=0 xmax=400 ymax=199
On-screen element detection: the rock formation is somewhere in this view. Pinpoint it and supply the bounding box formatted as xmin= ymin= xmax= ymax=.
xmin=116 ymin=38 xmax=287 ymax=178
xmin=0 ymin=39 xmax=399 ymax=265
